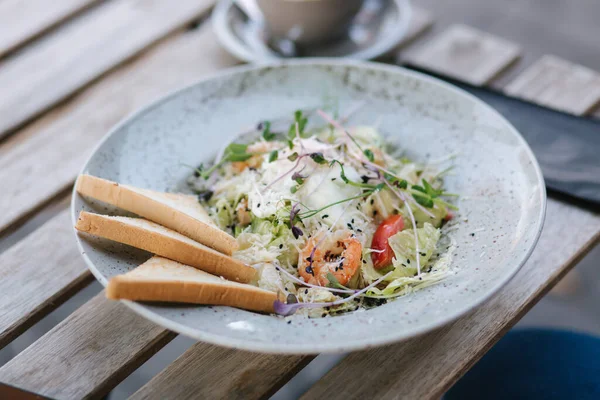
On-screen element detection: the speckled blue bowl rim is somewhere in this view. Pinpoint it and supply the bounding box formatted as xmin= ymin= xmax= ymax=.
xmin=71 ymin=59 xmax=546 ymax=354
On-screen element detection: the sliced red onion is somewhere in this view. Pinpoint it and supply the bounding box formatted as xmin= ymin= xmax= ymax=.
xmin=273 ymin=271 xmax=392 ymax=316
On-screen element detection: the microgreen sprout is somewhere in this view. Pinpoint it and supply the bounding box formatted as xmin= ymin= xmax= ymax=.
xmin=268 ymin=150 xmax=278 ymax=163
xmin=262 ymin=121 xmax=276 ymax=141
xmin=273 ymin=271 xmax=393 ymax=316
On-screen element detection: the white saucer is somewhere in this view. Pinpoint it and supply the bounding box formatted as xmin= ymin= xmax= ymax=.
xmin=212 ymin=0 xmax=412 ymax=62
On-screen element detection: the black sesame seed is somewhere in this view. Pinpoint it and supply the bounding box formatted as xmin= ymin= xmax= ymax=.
xmin=287 ymin=320 xmax=291 ymax=324
xmin=305 ymin=289 xmax=308 ymax=294
xmin=257 ymin=203 xmax=261 ymax=208
xmin=406 ymin=259 xmax=411 ymax=264
xmin=420 ymin=252 xmax=427 ymax=257
xmin=351 ymin=218 xmax=355 ymax=224
xmin=362 ymin=259 xmax=366 ymax=264
xmin=370 ymin=199 xmax=374 ymax=205
xmin=321 ymin=313 xmax=327 ymax=318
xmin=322 ymin=214 xmax=329 ymax=219
xmin=279 ymin=244 xmax=283 ymax=249
xmin=331 ymin=178 xmax=336 ymax=181
xmin=471 ymin=233 xmax=475 ymax=237
xmin=357 ymin=228 xmax=363 ymax=233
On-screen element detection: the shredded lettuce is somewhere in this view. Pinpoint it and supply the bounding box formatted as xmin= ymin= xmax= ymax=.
xmin=389 ymin=222 xmax=440 ymax=273
xmin=406 ymin=201 xmax=447 ymax=228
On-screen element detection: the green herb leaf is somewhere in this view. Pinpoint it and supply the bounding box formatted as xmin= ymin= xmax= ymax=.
xmin=398 ymin=179 xmax=408 ymax=189
xmin=288 ymin=110 xmax=309 ymax=139
xmin=364 ymin=149 xmax=375 ymax=162
xmin=326 ymin=272 xmax=348 ymax=290
xmin=294 ymin=177 xmax=304 ymax=185
xmin=290 ymin=186 xmax=298 ymax=194
xmin=268 ymin=150 xmax=278 ymax=163
xmin=227 ymin=153 xmax=253 ymax=162
xmin=330 ymin=160 xmax=350 ymax=183
xmin=288 ymin=152 xmax=299 ymax=162
xmin=413 ymin=193 xmax=434 ymax=208
xmin=412 ymin=185 xmax=426 ymax=193
xmin=225 ymin=143 xmax=249 ymax=154
xmin=422 ymin=179 xmax=443 ymax=198
xmin=262 ymin=121 xmax=276 ymax=141
xmin=374 ymin=183 xmax=385 ymax=191
xmin=310 ymin=152 xmax=326 ymax=164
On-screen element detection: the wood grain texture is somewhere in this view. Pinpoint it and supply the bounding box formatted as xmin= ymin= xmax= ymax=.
xmin=401 ymin=0 xmax=600 ymax=90
xmin=504 ymin=55 xmax=600 ymax=116
xmin=0 ymin=23 xmax=238 ymax=235
xmin=302 ymin=197 xmax=600 ymax=400
xmin=404 ymin=24 xmax=520 ymax=85
xmin=131 ymin=345 xmax=313 ymax=400
xmin=0 ymin=0 xmax=215 ymax=139
xmin=0 ymin=293 xmax=175 ymax=400
xmin=0 ymin=208 xmax=93 ymax=350
xmin=0 ymin=0 xmax=101 ymax=58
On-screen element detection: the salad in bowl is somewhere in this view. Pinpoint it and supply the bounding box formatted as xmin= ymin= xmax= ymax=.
xmin=189 ymin=108 xmax=458 ymax=317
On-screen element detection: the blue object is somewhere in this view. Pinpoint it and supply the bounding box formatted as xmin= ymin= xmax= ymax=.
xmin=445 ymin=329 xmax=600 ymax=400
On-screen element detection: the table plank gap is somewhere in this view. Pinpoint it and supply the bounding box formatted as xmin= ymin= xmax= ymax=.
xmin=131 ymin=345 xmax=314 ymax=400
xmin=0 ymin=293 xmax=175 ymax=400
xmin=0 ymin=208 xmax=94 ymax=349
xmin=301 ymin=198 xmax=600 ymax=400
xmin=0 ymin=22 xmax=238 ymax=236
xmin=504 ymin=54 xmax=600 ymax=116
xmin=0 ymin=0 xmax=102 ymax=59
xmin=403 ymin=24 xmax=521 ymax=86
xmin=0 ymin=0 xmax=215 ymax=140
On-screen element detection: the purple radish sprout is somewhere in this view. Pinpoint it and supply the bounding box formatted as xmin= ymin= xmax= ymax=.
xmin=273 ymin=271 xmax=393 ymax=316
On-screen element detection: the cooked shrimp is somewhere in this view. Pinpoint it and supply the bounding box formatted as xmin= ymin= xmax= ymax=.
xmin=236 ymin=198 xmax=251 ymax=226
xmin=299 ymin=230 xmax=362 ymax=286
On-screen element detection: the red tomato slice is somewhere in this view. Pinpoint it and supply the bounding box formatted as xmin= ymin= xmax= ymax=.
xmin=371 ymin=214 xmax=405 ymax=270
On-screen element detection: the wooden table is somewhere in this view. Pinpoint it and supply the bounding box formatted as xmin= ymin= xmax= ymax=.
xmin=1 ymin=1 xmax=599 ymax=398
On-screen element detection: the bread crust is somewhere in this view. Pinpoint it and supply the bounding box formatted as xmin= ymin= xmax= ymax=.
xmin=107 ymin=277 xmax=276 ymax=313
xmin=75 ymin=211 xmax=256 ymax=283
xmin=76 ymin=174 xmax=237 ymax=255
xmin=106 ymin=257 xmax=276 ymax=313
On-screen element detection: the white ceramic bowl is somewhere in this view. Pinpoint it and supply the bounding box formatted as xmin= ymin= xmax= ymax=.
xmin=72 ymin=60 xmax=545 ymax=354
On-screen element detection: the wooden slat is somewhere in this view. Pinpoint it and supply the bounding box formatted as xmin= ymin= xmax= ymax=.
xmin=504 ymin=55 xmax=600 ymax=116
xmin=301 ymin=197 xmax=600 ymax=400
xmin=0 ymin=293 xmax=174 ymax=400
xmin=0 ymin=208 xmax=93 ymax=350
xmin=0 ymin=23 xmax=238 ymax=235
xmin=0 ymin=0 xmax=101 ymax=58
xmin=404 ymin=24 xmax=521 ymax=85
xmin=131 ymin=346 xmax=313 ymax=400
xmin=0 ymin=0 xmax=215 ymax=139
